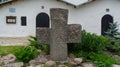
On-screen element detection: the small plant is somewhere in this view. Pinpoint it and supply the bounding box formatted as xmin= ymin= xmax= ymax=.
xmin=105 ymin=22 xmax=120 ymax=37
xmin=28 ymin=36 xmax=50 ymax=54
xmin=14 ymin=46 xmax=39 ymax=63
xmin=28 ymin=36 xmax=41 ymax=49
xmin=105 ymin=22 xmax=120 ymax=44
xmin=94 ymin=61 xmax=107 ymax=67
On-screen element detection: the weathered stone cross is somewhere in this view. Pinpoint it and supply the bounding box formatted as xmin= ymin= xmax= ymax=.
xmin=36 ymin=8 xmax=82 ymax=61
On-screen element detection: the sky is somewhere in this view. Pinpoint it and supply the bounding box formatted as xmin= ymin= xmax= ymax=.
xmin=62 ymin=0 xmax=89 ymax=6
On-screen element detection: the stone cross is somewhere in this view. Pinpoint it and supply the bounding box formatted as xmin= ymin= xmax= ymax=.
xmin=36 ymin=8 xmax=82 ymax=61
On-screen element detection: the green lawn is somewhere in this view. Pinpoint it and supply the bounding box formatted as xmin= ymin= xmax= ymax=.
xmin=0 ymin=46 xmax=24 ymax=56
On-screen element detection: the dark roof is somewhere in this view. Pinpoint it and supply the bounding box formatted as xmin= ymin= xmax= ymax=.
xmin=0 ymin=0 xmax=17 ymax=6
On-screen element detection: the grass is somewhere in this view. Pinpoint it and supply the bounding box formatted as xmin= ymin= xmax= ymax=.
xmin=0 ymin=46 xmax=120 ymax=67
xmin=71 ymin=51 xmax=120 ymax=67
xmin=0 ymin=46 xmax=24 ymax=56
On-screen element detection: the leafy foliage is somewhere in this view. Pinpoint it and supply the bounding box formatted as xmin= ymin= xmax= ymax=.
xmin=28 ymin=36 xmax=50 ymax=54
xmin=14 ymin=46 xmax=39 ymax=63
xmin=72 ymin=51 xmax=120 ymax=67
xmin=105 ymin=22 xmax=120 ymax=53
xmin=28 ymin=36 xmax=40 ymax=49
xmin=90 ymin=53 xmax=120 ymax=67
xmin=105 ymin=22 xmax=120 ymax=37
xmin=68 ymin=30 xmax=110 ymax=53
xmin=68 ymin=30 xmax=119 ymax=67
xmin=14 ymin=36 xmax=50 ymax=63
xmin=105 ymin=36 xmax=120 ymax=52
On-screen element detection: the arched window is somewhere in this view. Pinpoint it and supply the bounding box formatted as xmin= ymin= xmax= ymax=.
xmin=36 ymin=12 xmax=49 ymax=28
xmin=101 ymin=14 xmax=113 ymax=35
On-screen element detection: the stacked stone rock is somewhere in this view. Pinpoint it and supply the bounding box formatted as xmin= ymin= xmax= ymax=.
xmin=0 ymin=54 xmax=23 ymax=67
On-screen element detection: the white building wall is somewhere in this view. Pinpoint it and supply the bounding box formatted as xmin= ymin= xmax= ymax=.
xmin=0 ymin=0 xmax=120 ymax=37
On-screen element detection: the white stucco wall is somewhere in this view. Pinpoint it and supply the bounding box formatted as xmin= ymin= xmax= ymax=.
xmin=0 ymin=0 xmax=120 ymax=37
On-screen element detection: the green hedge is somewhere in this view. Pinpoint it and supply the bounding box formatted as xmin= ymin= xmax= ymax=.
xmin=68 ymin=30 xmax=110 ymax=53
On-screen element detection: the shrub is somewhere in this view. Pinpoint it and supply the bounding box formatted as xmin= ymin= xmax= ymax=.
xmin=105 ymin=22 xmax=120 ymax=37
xmin=68 ymin=30 xmax=120 ymax=67
xmin=106 ymin=36 xmax=120 ymax=52
xmin=15 ymin=36 xmax=50 ymax=63
xmin=104 ymin=22 xmax=120 ymax=53
xmin=28 ymin=36 xmax=50 ymax=54
xmin=68 ymin=30 xmax=110 ymax=53
xmin=14 ymin=46 xmax=39 ymax=63
xmin=28 ymin=36 xmax=41 ymax=49
xmin=70 ymin=50 xmax=90 ymax=62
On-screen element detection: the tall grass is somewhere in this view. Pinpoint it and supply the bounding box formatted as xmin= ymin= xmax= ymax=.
xmin=0 ymin=46 xmax=24 ymax=56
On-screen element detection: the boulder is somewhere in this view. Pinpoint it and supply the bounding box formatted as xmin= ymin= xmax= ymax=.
xmin=0 ymin=54 xmax=16 ymax=65
xmin=113 ymin=64 xmax=120 ymax=67
xmin=113 ymin=55 xmax=120 ymax=61
xmin=36 ymin=64 xmax=45 ymax=67
xmin=2 ymin=62 xmax=23 ymax=67
xmin=45 ymin=60 xmax=56 ymax=67
xmin=69 ymin=61 xmax=77 ymax=67
xmin=39 ymin=56 xmax=48 ymax=64
xmin=7 ymin=54 xmax=16 ymax=63
xmin=27 ymin=66 xmax=34 ymax=67
xmin=82 ymin=62 xmax=95 ymax=67
xmin=69 ymin=54 xmax=75 ymax=61
xmin=29 ymin=60 xmax=36 ymax=66
xmin=58 ymin=64 xmax=67 ymax=67
xmin=74 ymin=58 xmax=82 ymax=65
xmin=29 ymin=55 xmax=48 ymax=66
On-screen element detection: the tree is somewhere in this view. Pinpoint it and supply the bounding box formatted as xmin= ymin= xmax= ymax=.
xmin=105 ymin=22 xmax=120 ymax=38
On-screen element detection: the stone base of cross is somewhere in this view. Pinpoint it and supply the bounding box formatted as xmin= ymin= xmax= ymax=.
xmin=36 ymin=8 xmax=82 ymax=61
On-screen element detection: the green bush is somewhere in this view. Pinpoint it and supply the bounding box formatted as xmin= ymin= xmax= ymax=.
xmin=104 ymin=35 xmax=120 ymax=54
xmin=14 ymin=46 xmax=39 ymax=63
xmin=68 ymin=30 xmax=120 ymax=67
xmin=105 ymin=22 xmax=120 ymax=38
xmin=68 ymin=30 xmax=110 ymax=53
xmin=28 ymin=36 xmax=50 ymax=54
xmin=104 ymin=22 xmax=120 ymax=53
xmin=28 ymin=36 xmax=41 ymax=49
xmin=106 ymin=37 xmax=120 ymax=52
xmin=14 ymin=36 xmax=50 ymax=63
xmin=70 ymin=50 xmax=90 ymax=62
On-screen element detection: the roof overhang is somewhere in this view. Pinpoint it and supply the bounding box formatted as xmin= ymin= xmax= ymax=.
xmin=60 ymin=0 xmax=94 ymax=7
xmin=0 ymin=0 xmax=12 ymax=4
xmin=0 ymin=0 xmax=17 ymax=6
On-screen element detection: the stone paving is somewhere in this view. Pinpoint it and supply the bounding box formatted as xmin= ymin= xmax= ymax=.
xmin=0 ymin=37 xmax=29 ymax=46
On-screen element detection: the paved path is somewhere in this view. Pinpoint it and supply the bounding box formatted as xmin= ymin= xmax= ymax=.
xmin=0 ymin=37 xmax=29 ymax=46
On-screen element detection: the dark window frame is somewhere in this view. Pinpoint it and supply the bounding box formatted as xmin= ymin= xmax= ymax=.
xmin=6 ymin=16 xmax=16 ymax=24
xmin=21 ymin=16 xmax=27 ymax=26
